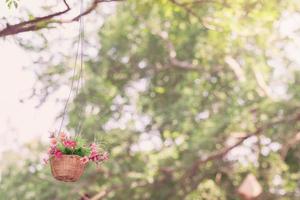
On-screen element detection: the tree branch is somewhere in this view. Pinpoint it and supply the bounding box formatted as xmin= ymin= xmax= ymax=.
xmin=180 ymin=111 xmax=300 ymax=184
xmin=169 ymin=0 xmax=201 ymax=21
xmin=224 ymin=55 xmax=246 ymax=82
xmin=89 ymin=182 xmax=148 ymax=200
xmin=168 ymin=0 xmax=214 ymax=30
xmin=0 ymin=0 xmax=125 ymax=37
xmin=180 ymin=0 xmax=217 ymax=6
xmin=181 ymin=131 xmax=258 ymax=183
xmin=252 ymin=68 xmax=274 ymax=99
xmin=71 ymin=0 xmax=124 ymax=22
xmin=155 ymin=31 xmax=200 ymax=70
xmin=280 ymin=132 xmax=300 ymax=159
xmin=166 ymin=39 xmax=199 ymax=70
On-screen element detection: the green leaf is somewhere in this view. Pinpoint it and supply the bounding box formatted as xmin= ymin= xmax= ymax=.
xmin=6 ymin=0 xmax=19 ymax=9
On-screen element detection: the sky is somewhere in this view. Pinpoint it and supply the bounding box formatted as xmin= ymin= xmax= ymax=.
xmin=0 ymin=39 xmax=61 ymax=151
xmin=0 ymin=0 xmax=116 ymax=156
xmin=0 ymin=0 xmax=77 ymax=154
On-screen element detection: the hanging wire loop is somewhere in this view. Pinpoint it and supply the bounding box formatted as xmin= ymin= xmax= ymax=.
xmin=58 ymin=0 xmax=85 ymax=135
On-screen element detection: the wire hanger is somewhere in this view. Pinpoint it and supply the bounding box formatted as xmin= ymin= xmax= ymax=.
xmin=57 ymin=0 xmax=85 ymax=136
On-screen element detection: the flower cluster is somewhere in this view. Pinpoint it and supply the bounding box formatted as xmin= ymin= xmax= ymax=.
xmin=79 ymin=143 xmax=109 ymax=165
xmin=48 ymin=145 xmax=62 ymax=159
xmin=89 ymin=143 xmax=109 ymax=163
xmin=44 ymin=132 xmax=109 ymax=165
xmin=63 ymin=140 xmax=77 ymax=149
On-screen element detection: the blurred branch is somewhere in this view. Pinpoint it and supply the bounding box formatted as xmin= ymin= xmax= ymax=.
xmin=155 ymin=31 xmax=200 ymax=70
xmin=166 ymin=38 xmax=199 ymax=70
xmin=181 ymin=131 xmax=257 ymax=183
xmin=0 ymin=0 xmax=125 ymax=37
xmin=280 ymin=132 xmax=300 ymax=159
xmin=90 ymin=185 xmax=118 ymax=200
xmin=252 ymin=68 xmax=274 ymax=99
xmin=169 ymin=0 xmax=201 ymax=21
xmin=168 ymin=0 xmax=213 ymax=30
xmin=0 ymin=0 xmax=70 ymax=37
xmin=181 ymin=111 xmax=300 ymax=186
xmin=70 ymin=0 xmax=123 ymax=22
xmin=224 ymin=56 xmax=246 ymax=82
xmin=132 ymin=12 xmax=203 ymax=71
xmin=89 ymin=182 xmax=148 ymax=200
xmin=180 ymin=0 xmax=217 ymax=5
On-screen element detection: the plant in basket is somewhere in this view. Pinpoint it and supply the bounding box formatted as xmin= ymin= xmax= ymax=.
xmin=44 ymin=132 xmax=109 ymax=182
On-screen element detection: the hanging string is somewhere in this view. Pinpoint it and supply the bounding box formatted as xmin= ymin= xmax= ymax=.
xmin=75 ymin=0 xmax=85 ymax=136
xmin=75 ymin=0 xmax=85 ymax=97
xmin=58 ymin=0 xmax=85 ymax=136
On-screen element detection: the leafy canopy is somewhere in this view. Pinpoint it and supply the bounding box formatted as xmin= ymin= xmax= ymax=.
xmin=1 ymin=0 xmax=300 ymax=200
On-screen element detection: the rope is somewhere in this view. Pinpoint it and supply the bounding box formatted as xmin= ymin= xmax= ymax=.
xmin=75 ymin=0 xmax=85 ymax=135
xmin=75 ymin=0 xmax=85 ymax=97
xmin=58 ymin=0 xmax=85 ymax=136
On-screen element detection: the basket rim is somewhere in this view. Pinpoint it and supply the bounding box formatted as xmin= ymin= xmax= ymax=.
xmin=50 ymin=154 xmax=84 ymax=159
xmin=50 ymin=154 xmax=87 ymax=168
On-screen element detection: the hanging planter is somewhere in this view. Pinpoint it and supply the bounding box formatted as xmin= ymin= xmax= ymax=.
xmin=44 ymin=132 xmax=109 ymax=182
xmin=50 ymin=155 xmax=85 ymax=182
xmin=41 ymin=1 xmax=109 ymax=183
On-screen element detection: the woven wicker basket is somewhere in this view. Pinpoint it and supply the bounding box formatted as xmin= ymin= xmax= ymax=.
xmin=50 ymin=155 xmax=86 ymax=182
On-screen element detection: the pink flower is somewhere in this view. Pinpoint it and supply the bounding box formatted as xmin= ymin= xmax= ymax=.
xmin=90 ymin=143 xmax=97 ymax=148
xmin=50 ymin=137 xmax=57 ymax=145
xmin=89 ymin=151 xmax=109 ymax=163
xmin=90 ymin=143 xmax=98 ymax=150
xmin=48 ymin=146 xmax=57 ymax=155
xmin=54 ymin=150 xmax=62 ymax=158
xmin=80 ymin=156 xmax=89 ymax=165
xmin=60 ymin=132 xmax=67 ymax=141
xmin=63 ymin=140 xmax=76 ymax=149
xmin=90 ymin=150 xmax=98 ymax=157
xmin=42 ymin=155 xmax=49 ymax=165
xmin=89 ymin=150 xmax=99 ymax=161
xmin=101 ymin=152 xmax=109 ymax=161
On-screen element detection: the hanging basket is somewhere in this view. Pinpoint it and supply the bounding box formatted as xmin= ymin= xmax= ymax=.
xmin=50 ymin=155 xmax=86 ymax=182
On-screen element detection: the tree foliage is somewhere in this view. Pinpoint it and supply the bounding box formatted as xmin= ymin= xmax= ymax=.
xmin=1 ymin=0 xmax=300 ymax=200
xmin=5 ymin=0 xmax=19 ymax=8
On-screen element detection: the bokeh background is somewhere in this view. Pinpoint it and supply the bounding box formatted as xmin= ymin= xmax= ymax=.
xmin=0 ymin=0 xmax=300 ymax=199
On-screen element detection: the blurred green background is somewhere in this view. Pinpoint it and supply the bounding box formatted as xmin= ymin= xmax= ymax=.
xmin=1 ymin=0 xmax=300 ymax=199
